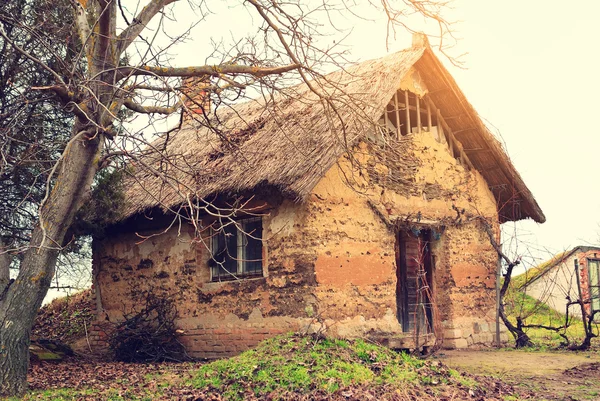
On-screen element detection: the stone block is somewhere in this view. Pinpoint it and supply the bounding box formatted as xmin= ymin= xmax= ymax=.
xmin=248 ymin=307 xmax=264 ymax=321
xmin=444 ymin=338 xmax=469 ymax=349
xmin=462 ymin=327 xmax=473 ymax=338
xmin=444 ymin=328 xmax=462 ymax=339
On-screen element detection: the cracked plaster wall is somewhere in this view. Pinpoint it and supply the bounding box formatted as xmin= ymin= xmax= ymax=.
xmin=92 ymin=126 xmax=506 ymax=357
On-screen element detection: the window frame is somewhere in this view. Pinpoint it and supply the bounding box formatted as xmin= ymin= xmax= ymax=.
xmin=587 ymin=258 xmax=600 ymax=312
xmin=209 ymin=216 xmax=263 ymax=282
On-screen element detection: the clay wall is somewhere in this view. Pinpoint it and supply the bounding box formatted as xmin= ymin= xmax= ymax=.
xmin=92 ymin=205 xmax=319 ymax=359
xmin=303 ymin=129 xmax=504 ymax=348
xmin=92 ymin=123 xmax=505 ymax=357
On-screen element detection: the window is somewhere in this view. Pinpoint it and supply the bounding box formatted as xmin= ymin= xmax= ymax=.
xmin=588 ymin=259 xmax=600 ymax=312
xmin=210 ymin=217 xmax=263 ymax=281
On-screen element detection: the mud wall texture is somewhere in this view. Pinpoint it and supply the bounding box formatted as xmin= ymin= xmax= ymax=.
xmin=92 ymin=127 xmax=504 ymax=357
xmin=308 ymin=129 xmax=505 ymax=348
xmin=92 ymin=75 xmax=506 ymax=356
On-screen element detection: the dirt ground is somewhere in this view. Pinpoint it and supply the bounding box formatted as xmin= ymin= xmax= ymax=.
xmin=436 ymin=349 xmax=600 ymax=400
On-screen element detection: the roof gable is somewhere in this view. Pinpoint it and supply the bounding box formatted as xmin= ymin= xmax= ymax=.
xmin=118 ymin=37 xmax=544 ymax=224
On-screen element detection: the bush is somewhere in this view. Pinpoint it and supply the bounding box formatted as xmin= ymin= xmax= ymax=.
xmin=108 ymin=293 xmax=188 ymax=362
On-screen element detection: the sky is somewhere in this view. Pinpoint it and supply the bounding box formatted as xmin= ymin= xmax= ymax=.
xmin=159 ymin=0 xmax=600 ymax=270
xmin=436 ymin=0 xmax=600 ymax=268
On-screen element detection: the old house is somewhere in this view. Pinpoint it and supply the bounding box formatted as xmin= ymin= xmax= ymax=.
xmin=520 ymin=246 xmax=600 ymax=319
xmin=90 ymin=34 xmax=545 ymax=358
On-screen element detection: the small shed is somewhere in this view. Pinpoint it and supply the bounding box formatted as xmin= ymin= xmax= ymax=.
xmin=520 ymin=246 xmax=600 ymax=318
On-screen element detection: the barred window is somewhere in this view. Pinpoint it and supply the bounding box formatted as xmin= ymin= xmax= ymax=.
xmin=210 ymin=217 xmax=263 ymax=281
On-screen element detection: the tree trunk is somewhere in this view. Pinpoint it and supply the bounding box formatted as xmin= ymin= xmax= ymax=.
xmin=0 ymin=238 xmax=11 ymax=295
xmin=499 ymin=263 xmax=534 ymax=348
xmin=0 ymin=315 xmax=30 ymax=395
xmin=0 ymin=124 xmax=102 ymax=397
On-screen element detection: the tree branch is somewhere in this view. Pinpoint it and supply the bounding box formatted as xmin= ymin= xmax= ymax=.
xmin=115 ymin=63 xmax=300 ymax=81
xmin=69 ymin=0 xmax=93 ymax=62
xmin=0 ymin=24 xmax=66 ymax=86
xmin=0 ymin=239 xmax=11 ymax=297
xmin=116 ymin=0 xmax=177 ymax=55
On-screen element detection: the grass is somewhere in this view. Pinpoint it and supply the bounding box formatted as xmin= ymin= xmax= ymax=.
xmin=16 ymin=334 xmax=483 ymax=400
xmin=505 ymin=286 xmax=589 ymax=347
xmin=187 ymin=334 xmax=471 ymax=400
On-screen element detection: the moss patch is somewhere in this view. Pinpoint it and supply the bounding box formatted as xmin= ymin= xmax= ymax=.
xmin=188 ymin=333 xmax=478 ymax=400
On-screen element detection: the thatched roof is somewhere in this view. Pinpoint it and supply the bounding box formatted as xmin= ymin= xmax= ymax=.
xmin=118 ymin=36 xmax=545 ymax=224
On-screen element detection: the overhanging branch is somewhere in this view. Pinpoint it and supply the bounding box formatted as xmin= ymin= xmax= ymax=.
xmin=116 ymin=0 xmax=177 ymax=55
xmin=115 ymin=63 xmax=300 ymax=81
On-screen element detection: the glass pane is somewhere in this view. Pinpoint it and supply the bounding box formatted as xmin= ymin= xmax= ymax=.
xmin=242 ymin=218 xmax=263 ymax=276
xmin=590 ymin=260 xmax=600 ymax=312
xmin=211 ymin=223 xmax=238 ymax=280
xmin=590 ymin=261 xmax=599 ymax=297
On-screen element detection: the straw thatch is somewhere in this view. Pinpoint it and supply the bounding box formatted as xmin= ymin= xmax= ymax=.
xmin=117 ymin=38 xmax=544 ymax=224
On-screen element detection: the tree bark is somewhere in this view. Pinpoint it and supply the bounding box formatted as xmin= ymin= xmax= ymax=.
xmin=0 ymin=238 xmax=10 ymax=295
xmin=0 ymin=124 xmax=102 ymax=397
xmin=478 ymin=217 xmax=534 ymax=348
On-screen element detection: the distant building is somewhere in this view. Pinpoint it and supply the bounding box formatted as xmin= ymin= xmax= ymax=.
xmin=520 ymin=246 xmax=600 ymax=318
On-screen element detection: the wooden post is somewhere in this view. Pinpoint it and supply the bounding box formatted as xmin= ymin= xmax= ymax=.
xmin=394 ymin=92 xmax=401 ymax=139
xmin=427 ymin=97 xmax=475 ymax=170
xmin=435 ymin=107 xmax=444 ymax=144
xmin=384 ymin=104 xmax=391 ymax=135
xmin=404 ymin=90 xmax=411 ymax=135
xmin=495 ymin=255 xmax=501 ymax=346
xmin=416 ymin=96 xmax=421 ymax=134
xmin=426 ymin=99 xmax=432 ymax=134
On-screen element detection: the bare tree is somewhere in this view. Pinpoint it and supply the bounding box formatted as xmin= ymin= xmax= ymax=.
xmin=485 ymin=220 xmax=599 ymax=350
xmin=0 ymin=0 xmax=456 ymax=396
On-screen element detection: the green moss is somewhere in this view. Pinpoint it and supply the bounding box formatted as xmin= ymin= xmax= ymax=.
xmin=19 ymin=335 xmax=484 ymax=400
xmin=187 ymin=334 xmax=475 ymax=400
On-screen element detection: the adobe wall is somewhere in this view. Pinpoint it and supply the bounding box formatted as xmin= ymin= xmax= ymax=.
xmin=91 ymin=212 xmax=318 ymax=359
xmin=306 ymin=130 xmax=505 ymax=348
xmin=92 ymin=126 xmax=505 ymax=357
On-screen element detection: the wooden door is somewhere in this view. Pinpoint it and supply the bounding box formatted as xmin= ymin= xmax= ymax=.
xmin=395 ymin=229 xmax=433 ymax=334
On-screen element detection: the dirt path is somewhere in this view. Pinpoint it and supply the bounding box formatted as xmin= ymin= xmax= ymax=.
xmin=436 ymin=349 xmax=600 ymax=400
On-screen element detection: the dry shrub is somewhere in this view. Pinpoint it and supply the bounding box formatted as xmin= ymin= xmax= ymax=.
xmin=108 ymin=292 xmax=188 ymax=362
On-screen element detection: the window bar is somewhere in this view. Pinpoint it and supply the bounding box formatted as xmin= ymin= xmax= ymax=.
xmin=384 ymin=104 xmax=391 ymax=136
xmin=404 ymin=90 xmax=411 ymax=135
xmin=393 ymin=92 xmax=401 ymax=139
xmin=237 ymin=227 xmax=244 ymax=275
xmin=416 ymin=96 xmax=421 ymax=134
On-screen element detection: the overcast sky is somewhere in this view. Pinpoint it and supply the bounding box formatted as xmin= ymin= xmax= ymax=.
xmin=438 ymin=0 xmax=600 ymax=268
